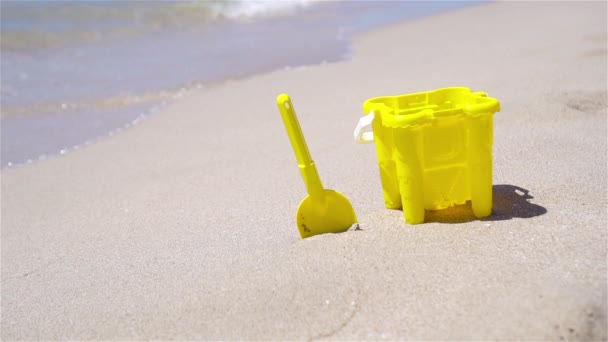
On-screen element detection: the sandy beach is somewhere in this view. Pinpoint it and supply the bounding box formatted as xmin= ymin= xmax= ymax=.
xmin=1 ymin=1 xmax=606 ymax=340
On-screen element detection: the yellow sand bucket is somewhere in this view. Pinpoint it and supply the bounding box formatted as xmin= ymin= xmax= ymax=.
xmin=354 ymin=87 xmax=500 ymax=224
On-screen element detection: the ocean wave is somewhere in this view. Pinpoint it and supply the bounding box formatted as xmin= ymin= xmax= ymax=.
xmin=0 ymin=0 xmax=317 ymax=51
xmin=206 ymin=0 xmax=316 ymax=19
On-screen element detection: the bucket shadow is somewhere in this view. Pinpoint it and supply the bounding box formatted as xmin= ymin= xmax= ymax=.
xmin=424 ymin=184 xmax=547 ymax=224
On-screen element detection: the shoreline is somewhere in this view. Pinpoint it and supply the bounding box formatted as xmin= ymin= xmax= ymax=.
xmin=2 ymin=1 xmax=606 ymax=340
xmin=0 ymin=1 xmax=480 ymax=168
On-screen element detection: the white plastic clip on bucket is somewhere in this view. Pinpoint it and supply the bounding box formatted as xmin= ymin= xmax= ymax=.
xmin=353 ymin=111 xmax=375 ymax=144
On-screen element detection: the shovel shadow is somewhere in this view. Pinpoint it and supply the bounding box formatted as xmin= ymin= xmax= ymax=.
xmin=424 ymin=184 xmax=547 ymax=224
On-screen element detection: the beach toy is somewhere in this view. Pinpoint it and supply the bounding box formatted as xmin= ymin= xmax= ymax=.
xmin=354 ymin=87 xmax=500 ymax=224
xmin=277 ymin=94 xmax=357 ymax=238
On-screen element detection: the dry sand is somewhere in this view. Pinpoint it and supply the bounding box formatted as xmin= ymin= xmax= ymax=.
xmin=1 ymin=2 xmax=607 ymax=340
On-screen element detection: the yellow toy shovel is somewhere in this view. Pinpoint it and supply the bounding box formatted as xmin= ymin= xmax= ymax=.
xmin=277 ymin=94 xmax=357 ymax=239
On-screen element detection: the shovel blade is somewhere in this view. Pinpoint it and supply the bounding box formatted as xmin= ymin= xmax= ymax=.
xmin=296 ymin=190 xmax=358 ymax=239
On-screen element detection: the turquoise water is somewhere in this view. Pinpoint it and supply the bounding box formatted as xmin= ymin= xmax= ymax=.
xmin=0 ymin=0 xmax=481 ymax=167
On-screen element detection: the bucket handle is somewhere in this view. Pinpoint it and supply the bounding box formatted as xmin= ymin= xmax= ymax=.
xmin=354 ymin=111 xmax=375 ymax=144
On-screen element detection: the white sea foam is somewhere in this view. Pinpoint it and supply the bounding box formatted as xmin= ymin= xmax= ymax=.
xmin=209 ymin=0 xmax=317 ymax=19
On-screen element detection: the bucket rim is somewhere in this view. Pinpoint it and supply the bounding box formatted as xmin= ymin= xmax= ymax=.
xmin=363 ymin=87 xmax=500 ymax=128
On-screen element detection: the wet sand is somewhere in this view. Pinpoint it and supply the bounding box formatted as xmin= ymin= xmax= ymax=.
xmin=1 ymin=2 xmax=606 ymax=340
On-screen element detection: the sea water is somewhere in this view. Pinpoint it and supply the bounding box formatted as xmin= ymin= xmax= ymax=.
xmin=0 ymin=0 xmax=480 ymax=168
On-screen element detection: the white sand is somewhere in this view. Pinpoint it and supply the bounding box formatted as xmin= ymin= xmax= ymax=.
xmin=2 ymin=2 xmax=606 ymax=340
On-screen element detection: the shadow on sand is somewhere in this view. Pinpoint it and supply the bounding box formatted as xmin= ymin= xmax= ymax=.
xmin=424 ymin=184 xmax=547 ymax=224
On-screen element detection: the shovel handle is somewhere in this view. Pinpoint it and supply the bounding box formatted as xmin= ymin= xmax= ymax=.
xmin=277 ymin=94 xmax=324 ymax=198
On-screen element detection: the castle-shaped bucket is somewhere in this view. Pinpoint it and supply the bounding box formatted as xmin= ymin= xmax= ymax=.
xmin=354 ymin=87 xmax=500 ymax=224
